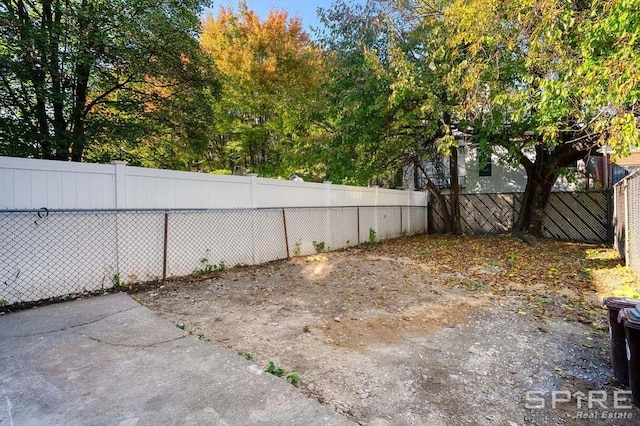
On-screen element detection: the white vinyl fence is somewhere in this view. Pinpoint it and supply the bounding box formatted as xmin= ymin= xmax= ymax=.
xmin=0 ymin=157 xmax=428 ymax=306
xmin=0 ymin=156 xmax=425 ymax=210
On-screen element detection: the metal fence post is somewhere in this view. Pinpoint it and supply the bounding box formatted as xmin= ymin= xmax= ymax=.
xmin=625 ymin=179 xmax=630 ymax=264
xmin=162 ymin=211 xmax=169 ymax=282
xmin=282 ymin=208 xmax=290 ymax=259
xmin=607 ymin=188 xmax=614 ymax=244
xmin=357 ymin=207 xmax=361 ymax=244
xmin=325 ymin=181 xmax=332 ymax=250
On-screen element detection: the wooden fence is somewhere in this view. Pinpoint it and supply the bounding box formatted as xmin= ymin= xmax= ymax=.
xmin=429 ymin=191 xmax=611 ymax=243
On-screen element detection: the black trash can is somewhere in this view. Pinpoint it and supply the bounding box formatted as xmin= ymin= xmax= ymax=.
xmin=604 ymin=297 xmax=639 ymax=386
xmin=623 ymin=304 xmax=640 ymax=407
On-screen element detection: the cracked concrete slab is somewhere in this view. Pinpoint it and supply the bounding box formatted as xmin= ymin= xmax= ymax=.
xmin=0 ymin=293 xmax=353 ymax=426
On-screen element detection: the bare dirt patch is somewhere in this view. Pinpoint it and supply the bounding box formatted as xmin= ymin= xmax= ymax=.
xmin=135 ymin=235 xmax=640 ymax=425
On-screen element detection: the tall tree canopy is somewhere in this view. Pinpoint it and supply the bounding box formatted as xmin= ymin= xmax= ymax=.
xmin=1 ymin=0 xmax=637 ymax=237
xmin=201 ymin=2 xmax=322 ymax=176
xmin=311 ymin=0 xmax=639 ymax=235
xmin=444 ymin=0 xmax=640 ymax=235
xmin=0 ymin=0 xmax=218 ymax=162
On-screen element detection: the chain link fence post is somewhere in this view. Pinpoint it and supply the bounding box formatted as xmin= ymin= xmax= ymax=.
xmin=282 ymin=209 xmax=290 ymax=259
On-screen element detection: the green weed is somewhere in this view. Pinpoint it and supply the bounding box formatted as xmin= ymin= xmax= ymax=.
xmin=286 ymin=373 xmax=300 ymax=386
xmin=293 ymin=241 xmax=302 ymax=257
xmin=368 ymin=227 xmax=377 ymax=244
xmin=193 ymin=250 xmax=225 ymax=275
xmin=312 ymin=241 xmax=325 ymax=253
xmin=266 ymin=361 xmax=285 ymax=377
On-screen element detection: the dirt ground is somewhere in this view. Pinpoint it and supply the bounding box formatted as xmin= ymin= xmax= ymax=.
xmin=136 ymin=234 xmax=640 ymax=425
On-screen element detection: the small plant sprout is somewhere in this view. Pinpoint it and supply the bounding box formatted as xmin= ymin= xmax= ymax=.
xmin=266 ymin=361 xmax=285 ymax=377
xmin=245 ymin=353 xmax=254 ymax=360
xmin=368 ymin=227 xmax=377 ymax=244
xmin=112 ymin=272 xmax=125 ymax=289
xmin=197 ymin=333 xmax=205 ymax=340
xmin=177 ymin=323 xmax=186 ymax=330
xmin=293 ymin=241 xmax=302 ymax=257
xmin=286 ymin=373 xmax=300 ymax=386
xmin=193 ymin=250 xmax=226 ymax=275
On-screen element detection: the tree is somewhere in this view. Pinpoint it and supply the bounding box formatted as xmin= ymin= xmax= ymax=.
xmin=445 ymin=0 xmax=640 ymax=237
xmin=378 ymin=0 xmax=466 ymax=233
xmin=201 ymin=2 xmax=322 ymax=176
xmin=0 ymin=0 xmax=217 ymax=162
xmin=314 ymin=0 xmax=463 ymax=232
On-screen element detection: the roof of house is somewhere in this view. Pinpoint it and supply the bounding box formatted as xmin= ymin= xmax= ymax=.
xmin=614 ymin=151 xmax=640 ymax=166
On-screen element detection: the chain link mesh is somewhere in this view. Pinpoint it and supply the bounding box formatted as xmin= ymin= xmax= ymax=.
xmin=628 ymin=174 xmax=640 ymax=277
xmin=614 ymin=183 xmax=626 ymax=258
xmin=1 ymin=206 xmax=428 ymax=307
xmin=613 ymin=172 xmax=640 ymax=279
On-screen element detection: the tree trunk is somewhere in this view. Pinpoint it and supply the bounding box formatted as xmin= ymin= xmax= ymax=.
xmin=45 ymin=0 xmax=69 ymax=159
xmin=16 ymin=0 xmax=52 ymax=158
xmin=417 ymin=161 xmax=452 ymax=233
xmin=68 ymin=3 xmax=92 ymax=162
xmin=513 ymin=143 xmax=591 ymax=237
xmin=513 ymin=172 xmax=557 ymax=237
xmin=449 ymin=145 xmax=461 ymax=235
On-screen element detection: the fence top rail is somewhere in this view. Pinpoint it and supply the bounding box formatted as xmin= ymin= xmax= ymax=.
xmin=0 ymin=205 xmax=426 ymax=214
xmin=453 ymin=190 xmax=611 ymax=198
xmin=614 ymin=170 xmax=640 ymax=187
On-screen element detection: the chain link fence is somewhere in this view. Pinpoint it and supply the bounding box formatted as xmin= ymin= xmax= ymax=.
xmin=0 ymin=206 xmax=427 ymax=308
xmin=613 ymin=171 xmax=640 ymax=278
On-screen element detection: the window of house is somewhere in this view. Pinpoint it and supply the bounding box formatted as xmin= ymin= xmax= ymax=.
xmin=478 ymin=147 xmax=492 ymax=177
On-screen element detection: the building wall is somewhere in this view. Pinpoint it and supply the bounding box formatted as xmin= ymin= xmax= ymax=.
xmin=464 ymin=146 xmax=587 ymax=194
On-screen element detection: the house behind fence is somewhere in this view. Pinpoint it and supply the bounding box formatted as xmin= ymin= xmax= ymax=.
xmin=0 ymin=157 xmax=428 ymax=306
xmin=614 ymin=171 xmax=640 ymax=278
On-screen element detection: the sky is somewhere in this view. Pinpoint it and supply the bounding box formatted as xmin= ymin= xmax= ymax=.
xmin=205 ymin=1 xmax=365 ymax=34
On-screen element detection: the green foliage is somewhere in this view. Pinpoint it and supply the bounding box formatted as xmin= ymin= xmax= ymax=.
xmin=0 ymin=0 xmax=218 ymax=162
xmin=244 ymin=353 xmax=254 ymax=360
xmin=265 ymin=361 xmax=285 ymax=377
xmin=177 ymin=323 xmax=186 ymax=330
xmin=441 ymin=0 xmax=639 ymax=233
xmin=193 ymin=250 xmax=226 ymax=275
xmin=201 ymin=5 xmax=322 ymax=177
xmin=112 ymin=272 xmax=126 ymax=289
xmin=293 ymin=241 xmax=302 ymax=257
xmin=286 ymin=373 xmax=300 ymax=386
xmin=368 ymin=228 xmax=377 ymax=244
xmin=0 ymin=299 xmax=7 ymax=307
xmin=312 ymin=241 xmax=325 ymax=253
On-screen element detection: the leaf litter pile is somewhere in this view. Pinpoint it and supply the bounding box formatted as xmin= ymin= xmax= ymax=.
xmin=136 ymin=234 xmax=640 ymax=425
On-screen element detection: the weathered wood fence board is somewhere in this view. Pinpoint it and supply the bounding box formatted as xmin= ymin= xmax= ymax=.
xmin=541 ymin=192 xmax=609 ymax=243
xmin=430 ymin=191 xmax=611 ymax=243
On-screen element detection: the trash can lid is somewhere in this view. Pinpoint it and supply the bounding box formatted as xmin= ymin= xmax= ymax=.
xmin=604 ymin=297 xmax=640 ymax=310
xmin=624 ymin=304 xmax=640 ymax=328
